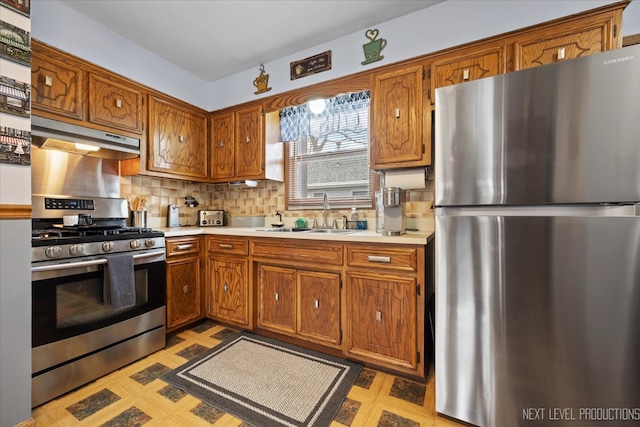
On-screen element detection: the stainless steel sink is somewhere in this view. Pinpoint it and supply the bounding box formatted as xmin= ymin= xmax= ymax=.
xmin=303 ymin=229 xmax=361 ymax=235
xmin=262 ymin=227 xmax=311 ymax=232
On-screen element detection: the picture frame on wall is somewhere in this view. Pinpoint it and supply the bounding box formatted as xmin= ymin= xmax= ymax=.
xmin=0 ymin=0 xmax=31 ymax=17
xmin=0 ymin=126 xmax=30 ymax=165
xmin=0 ymin=19 xmax=31 ymax=66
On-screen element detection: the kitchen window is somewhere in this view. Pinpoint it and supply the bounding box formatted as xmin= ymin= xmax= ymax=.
xmin=280 ymin=90 xmax=373 ymax=210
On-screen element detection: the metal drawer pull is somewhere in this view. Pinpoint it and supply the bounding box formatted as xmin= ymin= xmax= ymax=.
xmin=223 ymin=283 xmax=229 ymax=292
xmin=462 ymin=68 xmax=470 ymax=80
xmin=183 ymin=285 xmax=188 ymax=294
xmin=219 ymin=244 xmax=233 ymax=249
xmin=45 ymin=75 xmax=53 ymax=86
xmin=314 ymin=299 xmax=319 ymax=309
xmin=116 ymin=99 xmax=122 ymax=108
xmin=179 ymin=135 xmax=185 ymax=142
xmin=275 ymin=292 xmax=279 ymax=301
xmin=367 ymin=255 xmax=391 ymax=263
xmin=376 ymin=310 xmax=382 ymax=322
xmin=395 ymin=108 xmax=400 ymax=118
xmin=176 ymin=244 xmax=193 ymax=250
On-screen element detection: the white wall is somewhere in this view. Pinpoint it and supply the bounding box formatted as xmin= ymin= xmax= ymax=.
xmin=0 ymin=5 xmax=33 ymax=427
xmin=31 ymin=0 xmax=640 ymax=112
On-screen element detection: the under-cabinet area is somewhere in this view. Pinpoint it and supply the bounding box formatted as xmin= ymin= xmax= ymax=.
xmin=165 ymin=231 xmax=432 ymax=380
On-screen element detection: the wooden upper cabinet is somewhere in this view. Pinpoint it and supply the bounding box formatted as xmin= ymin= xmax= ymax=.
xmin=370 ymin=63 xmax=426 ymax=169
xmin=148 ymin=95 xmax=208 ymax=180
xmin=234 ymin=104 xmax=264 ymax=178
xmin=88 ymin=73 xmax=144 ymax=134
xmin=513 ymin=6 xmax=624 ymax=70
xmin=430 ymin=45 xmax=506 ymax=103
xmin=210 ymin=111 xmax=235 ymax=181
xmin=31 ymin=50 xmax=83 ymax=120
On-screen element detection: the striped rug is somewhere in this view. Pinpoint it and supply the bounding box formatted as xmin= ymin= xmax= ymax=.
xmin=163 ymin=331 xmax=362 ymax=427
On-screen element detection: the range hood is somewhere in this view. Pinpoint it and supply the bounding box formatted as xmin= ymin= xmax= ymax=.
xmin=31 ymin=116 xmax=140 ymax=160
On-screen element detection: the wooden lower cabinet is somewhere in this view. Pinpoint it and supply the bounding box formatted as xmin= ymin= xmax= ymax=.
xmin=206 ymin=236 xmax=252 ymax=328
xmin=165 ymin=236 xmax=203 ymax=332
xmin=257 ymin=264 xmax=296 ymax=334
xmin=297 ymin=270 xmax=341 ymax=346
xmin=257 ymin=264 xmax=342 ymax=348
xmin=345 ymin=272 xmax=419 ymax=374
xmin=344 ymin=243 xmax=426 ymax=378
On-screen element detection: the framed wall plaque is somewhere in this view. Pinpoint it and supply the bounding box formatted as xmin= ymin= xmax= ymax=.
xmin=290 ymin=50 xmax=332 ymax=80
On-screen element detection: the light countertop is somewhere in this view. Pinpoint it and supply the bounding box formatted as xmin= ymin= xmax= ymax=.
xmin=157 ymin=226 xmax=434 ymax=245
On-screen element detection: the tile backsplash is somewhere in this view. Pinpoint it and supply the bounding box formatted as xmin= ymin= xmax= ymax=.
xmin=120 ymin=174 xmax=434 ymax=230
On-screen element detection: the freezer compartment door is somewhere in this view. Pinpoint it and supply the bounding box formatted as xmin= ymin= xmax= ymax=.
xmin=435 ymin=44 xmax=640 ymax=207
xmin=435 ymin=214 xmax=640 ymax=427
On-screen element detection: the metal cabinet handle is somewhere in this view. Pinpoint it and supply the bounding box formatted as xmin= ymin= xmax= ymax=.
xmin=314 ymin=299 xmax=319 ymax=309
xmin=223 ymin=283 xmax=229 ymax=292
xmin=274 ymin=292 xmax=279 ymax=301
xmin=367 ymin=255 xmax=391 ymax=263
xmin=462 ymin=68 xmax=470 ymax=80
xmin=176 ymin=244 xmax=193 ymax=250
xmin=557 ymin=47 xmax=566 ymax=60
xmin=116 ymin=99 xmax=122 ymax=108
xmin=183 ymin=285 xmax=188 ymax=294
xmin=395 ymin=108 xmax=400 ymax=118
xmin=219 ymin=244 xmax=233 ymax=249
xmin=376 ymin=310 xmax=382 ymax=322
xmin=45 ymin=75 xmax=53 ymax=87
xmin=179 ymin=135 xmax=185 ymax=142
xmin=219 ymin=140 xmax=224 ymax=148
xmin=245 ymin=136 xmax=251 ymax=143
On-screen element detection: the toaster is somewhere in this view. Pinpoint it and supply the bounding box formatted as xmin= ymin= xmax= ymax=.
xmin=197 ymin=210 xmax=225 ymax=226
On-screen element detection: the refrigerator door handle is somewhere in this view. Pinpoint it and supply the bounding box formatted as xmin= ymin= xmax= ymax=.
xmin=436 ymin=203 xmax=640 ymax=217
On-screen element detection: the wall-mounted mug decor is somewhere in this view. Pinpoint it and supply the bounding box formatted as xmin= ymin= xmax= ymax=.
xmin=253 ymin=64 xmax=271 ymax=95
xmin=361 ymin=29 xmax=386 ymax=65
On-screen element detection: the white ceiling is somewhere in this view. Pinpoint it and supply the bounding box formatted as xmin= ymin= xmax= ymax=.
xmin=58 ymin=0 xmax=445 ymax=82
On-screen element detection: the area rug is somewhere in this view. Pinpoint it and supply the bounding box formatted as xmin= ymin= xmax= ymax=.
xmin=163 ymin=331 xmax=363 ymax=427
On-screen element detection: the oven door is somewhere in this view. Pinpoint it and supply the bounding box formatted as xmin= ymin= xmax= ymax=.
xmin=31 ymin=250 xmax=166 ymax=348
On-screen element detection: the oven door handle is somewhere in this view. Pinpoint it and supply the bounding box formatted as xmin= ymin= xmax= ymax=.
xmin=31 ymin=250 xmax=166 ymax=272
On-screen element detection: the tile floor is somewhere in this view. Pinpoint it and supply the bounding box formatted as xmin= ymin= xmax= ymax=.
xmin=32 ymin=320 xmax=469 ymax=426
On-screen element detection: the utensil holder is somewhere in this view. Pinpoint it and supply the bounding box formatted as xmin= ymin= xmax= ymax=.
xmin=131 ymin=211 xmax=147 ymax=228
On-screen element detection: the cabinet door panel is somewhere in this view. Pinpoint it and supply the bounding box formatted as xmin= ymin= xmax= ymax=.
xmin=148 ymin=96 xmax=208 ymax=179
xmin=297 ymin=270 xmax=341 ymax=345
xmin=347 ymin=272 xmax=417 ymax=369
xmin=431 ymin=46 xmax=505 ymax=99
xmin=166 ymin=257 xmax=201 ymax=329
xmin=234 ymin=105 xmax=263 ymax=177
xmin=208 ymin=257 xmax=249 ymax=327
xmin=258 ymin=265 xmax=296 ymax=334
xmin=88 ymin=73 xmax=143 ymax=134
xmin=31 ymin=54 xmax=83 ymax=120
xmin=210 ymin=112 xmax=235 ymax=180
xmin=370 ymin=64 xmax=423 ymax=167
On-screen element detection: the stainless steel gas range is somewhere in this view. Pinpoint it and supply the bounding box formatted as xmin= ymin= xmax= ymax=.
xmin=30 ymin=194 xmax=166 ymax=408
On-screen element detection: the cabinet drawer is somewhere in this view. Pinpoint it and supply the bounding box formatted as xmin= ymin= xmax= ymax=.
xmin=207 ymin=236 xmax=248 ymax=256
xmin=347 ymin=244 xmax=418 ymax=272
xmin=251 ymin=239 xmax=343 ymax=266
xmin=166 ymin=236 xmax=201 ymax=257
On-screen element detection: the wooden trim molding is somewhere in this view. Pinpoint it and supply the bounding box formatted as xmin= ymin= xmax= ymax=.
xmin=0 ymin=204 xmax=32 ymax=220
xmin=623 ymin=33 xmax=640 ymax=46
xmin=14 ymin=417 xmax=36 ymax=427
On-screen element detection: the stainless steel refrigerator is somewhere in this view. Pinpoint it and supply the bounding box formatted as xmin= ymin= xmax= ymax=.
xmin=434 ymin=44 xmax=640 ymax=427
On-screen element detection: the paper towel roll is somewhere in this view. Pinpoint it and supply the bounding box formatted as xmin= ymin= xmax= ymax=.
xmin=384 ymin=168 xmax=426 ymax=189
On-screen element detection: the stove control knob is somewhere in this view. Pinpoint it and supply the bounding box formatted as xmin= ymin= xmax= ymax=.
xmin=129 ymin=239 xmax=141 ymax=249
xmin=45 ymin=246 xmax=62 ymax=259
xmin=102 ymin=242 xmax=115 ymax=252
xmin=144 ymin=239 xmax=156 ymax=248
xmin=69 ymin=244 xmax=84 ymax=256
